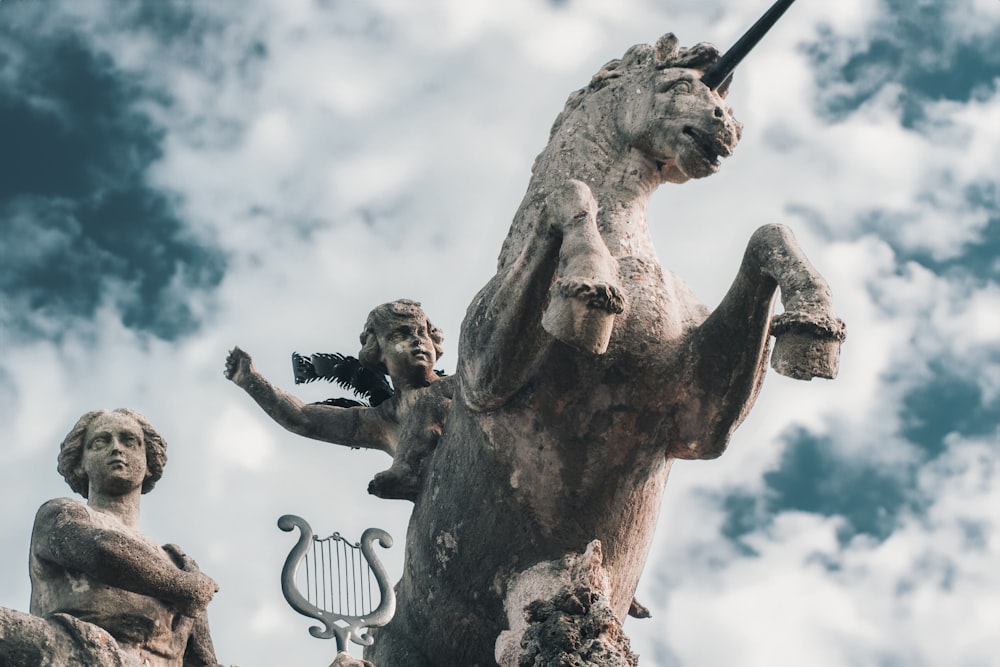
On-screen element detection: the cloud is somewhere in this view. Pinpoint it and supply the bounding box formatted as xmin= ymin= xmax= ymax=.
xmin=1 ymin=1 xmax=998 ymax=665
xmin=641 ymin=433 xmax=998 ymax=666
xmin=808 ymin=0 xmax=1000 ymax=123
xmin=0 ymin=15 xmax=225 ymax=342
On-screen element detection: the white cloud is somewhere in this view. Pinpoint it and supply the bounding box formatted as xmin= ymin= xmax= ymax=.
xmin=2 ymin=1 xmax=999 ymax=665
xmin=208 ymin=403 xmax=277 ymax=472
xmin=639 ymin=433 xmax=1000 ymax=666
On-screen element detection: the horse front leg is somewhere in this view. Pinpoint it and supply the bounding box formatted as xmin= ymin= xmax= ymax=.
xmin=541 ymin=180 xmax=625 ymax=354
xmin=458 ymin=180 xmax=623 ymax=411
xmin=678 ymin=223 xmax=844 ymax=459
xmin=750 ymin=224 xmax=846 ymax=380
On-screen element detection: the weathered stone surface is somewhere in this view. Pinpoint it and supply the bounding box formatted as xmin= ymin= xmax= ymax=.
xmin=496 ymin=541 xmax=636 ymax=667
xmin=0 ymin=409 xmax=221 ymax=667
xmin=224 ymin=30 xmax=844 ymax=667
xmin=366 ymin=33 xmax=843 ymax=666
xmin=517 ymin=588 xmax=636 ymax=667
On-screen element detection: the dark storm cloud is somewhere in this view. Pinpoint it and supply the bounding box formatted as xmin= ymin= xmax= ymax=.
xmin=0 ymin=21 xmax=224 ymax=341
xmin=808 ymin=1 xmax=1000 ymax=127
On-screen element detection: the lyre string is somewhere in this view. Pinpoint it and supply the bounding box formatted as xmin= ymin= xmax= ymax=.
xmin=301 ymin=532 xmax=382 ymax=616
xmin=335 ymin=538 xmax=343 ymax=614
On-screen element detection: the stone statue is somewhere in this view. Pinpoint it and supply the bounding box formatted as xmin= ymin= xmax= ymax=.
xmin=222 ymin=5 xmax=844 ymax=664
xmin=225 ymin=299 xmax=453 ymax=502
xmin=362 ymin=30 xmax=844 ymax=667
xmin=0 ymin=408 xmax=221 ymax=667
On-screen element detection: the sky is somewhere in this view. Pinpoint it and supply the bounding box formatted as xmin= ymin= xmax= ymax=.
xmin=1 ymin=0 xmax=998 ymax=665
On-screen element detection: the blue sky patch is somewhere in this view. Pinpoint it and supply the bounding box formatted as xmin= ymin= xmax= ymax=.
xmin=719 ymin=363 xmax=997 ymax=547
xmin=719 ymin=429 xmax=913 ymax=545
xmin=808 ymin=2 xmax=1000 ymax=127
xmin=902 ymin=183 xmax=1000 ymax=282
xmin=901 ymin=364 xmax=998 ymax=458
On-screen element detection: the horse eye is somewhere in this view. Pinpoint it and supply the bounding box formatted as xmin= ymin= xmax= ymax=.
xmin=657 ymin=79 xmax=692 ymax=95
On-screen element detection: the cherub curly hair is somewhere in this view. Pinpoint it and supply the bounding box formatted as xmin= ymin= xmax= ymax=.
xmin=57 ymin=408 xmax=168 ymax=498
xmin=358 ymin=299 xmax=445 ymax=375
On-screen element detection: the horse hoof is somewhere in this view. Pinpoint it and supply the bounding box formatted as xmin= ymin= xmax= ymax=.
xmin=770 ymin=312 xmax=846 ymax=380
xmin=542 ymin=279 xmax=624 ymax=354
xmin=771 ymin=331 xmax=841 ymax=380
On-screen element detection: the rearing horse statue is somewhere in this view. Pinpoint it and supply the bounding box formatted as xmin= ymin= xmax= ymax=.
xmin=369 ymin=6 xmax=845 ymax=666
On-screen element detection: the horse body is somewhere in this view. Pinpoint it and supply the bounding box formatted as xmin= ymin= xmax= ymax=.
xmin=369 ymin=34 xmax=843 ymax=666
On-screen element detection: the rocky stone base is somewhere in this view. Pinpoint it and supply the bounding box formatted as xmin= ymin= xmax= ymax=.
xmin=495 ymin=540 xmax=638 ymax=667
xmin=517 ymin=585 xmax=637 ymax=667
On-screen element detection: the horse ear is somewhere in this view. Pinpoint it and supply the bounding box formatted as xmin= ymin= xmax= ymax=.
xmin=654 ymin=33 xmax=680 ymax=66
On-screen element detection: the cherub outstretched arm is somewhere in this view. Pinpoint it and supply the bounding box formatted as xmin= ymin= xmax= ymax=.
xmin=32 ymin=499 xmax=218 ymax=617
xmin=225 ymin=346 xmax=394 ymax=455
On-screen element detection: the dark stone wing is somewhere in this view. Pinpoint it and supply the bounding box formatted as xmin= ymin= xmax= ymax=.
xmin=292 ymin=352 xmax=394 ymax=407
xmin=292 ymin=352 xmax=321 ymax=384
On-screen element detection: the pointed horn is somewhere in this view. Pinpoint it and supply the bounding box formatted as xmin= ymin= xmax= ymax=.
xmin=701 ymin=0 xmax=800 ymax=90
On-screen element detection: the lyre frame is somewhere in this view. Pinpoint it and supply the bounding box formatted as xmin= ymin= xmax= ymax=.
xmin=278 ymin=514 xmax=396 ymax=655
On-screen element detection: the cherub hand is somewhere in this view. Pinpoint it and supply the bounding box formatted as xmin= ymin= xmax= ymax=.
xmin=224 ymin=345 xmax=256 ymax=388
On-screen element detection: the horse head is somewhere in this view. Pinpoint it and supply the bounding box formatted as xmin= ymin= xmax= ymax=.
xmin=536 ymin=33 xmax=743 ymax=202
xmin=611 ymin=34 xmax=743 ymax=184
xmin=544 ymin=0 xmax=802 ymax=193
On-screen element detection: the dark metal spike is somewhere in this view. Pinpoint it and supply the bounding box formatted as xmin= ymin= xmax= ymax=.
xmin=701 ymin=0 xmax=799 ymax=90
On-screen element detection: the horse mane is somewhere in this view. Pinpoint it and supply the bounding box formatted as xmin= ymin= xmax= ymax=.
xmin=548 ymin=34 xmax=724 ymax=140
xmin=500 ymin=33 xmax=729 ymax=272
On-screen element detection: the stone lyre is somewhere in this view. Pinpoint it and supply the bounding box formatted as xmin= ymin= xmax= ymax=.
xmin=278 ymin=515 xmax=396 ymax=658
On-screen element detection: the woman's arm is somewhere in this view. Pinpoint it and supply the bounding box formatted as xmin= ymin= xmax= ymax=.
xmin=32 ymin=499 xmax=217 ymax=617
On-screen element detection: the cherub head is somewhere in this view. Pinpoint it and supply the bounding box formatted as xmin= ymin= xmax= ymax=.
xmin=359 ymin=300 xmax=444 ymax=387
xmin=57 ymin=408 xmax=167 ymax=498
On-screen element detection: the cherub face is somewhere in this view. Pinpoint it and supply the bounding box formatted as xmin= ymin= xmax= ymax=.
xmin=377 ymin=316 xmax=438 ymax=387
xmin=79 ymin=412 xmax=148 ymax=497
